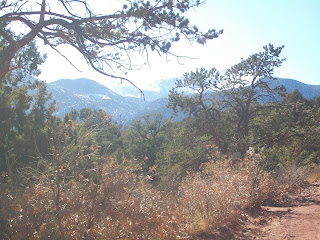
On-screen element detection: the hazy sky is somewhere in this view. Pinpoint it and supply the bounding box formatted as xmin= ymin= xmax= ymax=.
xmin=39 ymin=0 xmax=320 ymax=88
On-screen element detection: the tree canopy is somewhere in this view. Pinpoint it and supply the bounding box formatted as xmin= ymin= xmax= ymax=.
xmin=168 ymin=44 xmax=286 ymax=155
xmin=0 ymin=0 xmax=222 ymax=85
xmin=1 ymin=36 xmax=320 ymax=238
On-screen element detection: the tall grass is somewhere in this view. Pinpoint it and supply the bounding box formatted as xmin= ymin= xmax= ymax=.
xmin=2 ymin=149 xmax=315 ymax=238
xmin=178 ymin=153 xmax=275 ymax=234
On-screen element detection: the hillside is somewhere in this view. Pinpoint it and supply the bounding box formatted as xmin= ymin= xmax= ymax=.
xmin=47 ymin=78 xmax=320 ymax=123
xmin=48 ymin=78 xmax=148 ymax=123
xmin=269 ymin=78 xmax=320 ymax=100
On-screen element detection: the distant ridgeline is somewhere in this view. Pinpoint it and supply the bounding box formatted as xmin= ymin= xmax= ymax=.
xmin=267 ymin=78 xmax=320 ymax=100
xmin=47 ymin=78 xmax=320 ymax=124
xmin=47 ymin=78 xmax=178 ymax=124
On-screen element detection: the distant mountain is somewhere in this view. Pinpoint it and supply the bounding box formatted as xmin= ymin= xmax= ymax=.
xmin=110 ymin=77 xmax=178 ymax=101
xmin=118 ymin=86 xmax=163 ymax=101
xmin=48 ymin=78 xmax=148 ymax=123
xmin=269 ymin=78 xmax=320 ymax=100
xmin=47 ymin=78 xmax=320 ymax=125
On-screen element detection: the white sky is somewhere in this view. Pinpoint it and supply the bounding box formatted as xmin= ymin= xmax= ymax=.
xmin=38 ymin=0 xmax=320 ymax=89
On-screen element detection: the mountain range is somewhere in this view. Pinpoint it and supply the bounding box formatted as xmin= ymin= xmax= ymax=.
xmin=47 ymin=78 xmax=320 ymax=124
xmin=47 ymin=78 xmax=177 ymax=124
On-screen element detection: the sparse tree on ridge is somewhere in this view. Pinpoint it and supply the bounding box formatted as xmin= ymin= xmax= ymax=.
xmin=168 ymin=44 xmax=286 ymax=155
xmin=0 ymin=0 xmax=222 ymax=86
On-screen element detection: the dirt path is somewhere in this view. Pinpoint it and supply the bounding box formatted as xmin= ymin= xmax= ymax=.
xmin=242 ymin=181 xmax=320 ymax=240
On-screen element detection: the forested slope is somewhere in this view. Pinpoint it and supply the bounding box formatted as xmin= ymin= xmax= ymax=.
xmin=1 ymin=1 xmax=319 ymax=238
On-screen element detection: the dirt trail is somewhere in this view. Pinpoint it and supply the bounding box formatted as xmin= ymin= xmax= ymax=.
xmin=242 ymin=181 xmax=320 ymax=240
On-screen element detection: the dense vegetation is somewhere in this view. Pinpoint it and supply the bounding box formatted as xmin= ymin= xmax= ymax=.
xmin=1 ymin=1 xmax=320 ymax=239
xmin=1 ymin=40 xmax=319 ymax=239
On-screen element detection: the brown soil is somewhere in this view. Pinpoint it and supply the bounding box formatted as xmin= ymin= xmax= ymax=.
xmin=239 ymin=181 xmax=320 ymax=240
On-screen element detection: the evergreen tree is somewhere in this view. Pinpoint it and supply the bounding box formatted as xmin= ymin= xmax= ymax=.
xmin=168 ymin=44 xmax=286 ymax=156
xmin=0 ymin=0 xmax=222 ymax=86
xmin=0 ymin=39 xmax=53 ymax=183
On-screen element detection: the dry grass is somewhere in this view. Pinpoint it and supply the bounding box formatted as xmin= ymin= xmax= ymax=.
xmin=2 ymin=147 xmax=316 ymax=239
xmin=178 ymin=153 xmax=276 ymax=235
xmin=306 ymin=172 xmax=320 ymax=183
xmin=0 ymin=158 xmax=187 ymax=239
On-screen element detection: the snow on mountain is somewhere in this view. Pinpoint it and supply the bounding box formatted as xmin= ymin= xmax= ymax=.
xmin=47 ymin=77 xmax=320 ymax=125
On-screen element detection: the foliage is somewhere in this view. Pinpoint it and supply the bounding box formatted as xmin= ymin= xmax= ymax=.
xmin=0 ymin=117 xmax=188 ymax=239
xmin=155 ymin=119 xmax=215 ymax=191
xmin=274 ymin=163 xmax=314 ymax=191
xmin=179 ymin=152 xmax=276 ymax=234
xmin=257 ymin=91 xmax=320 ymax=169
xmin=168 ymin=44 xmax=286 ymax=155
xmin=1 ymin=38 xmax=320 ymax=238
xmin=0 ymin=0 xmax=222 ymax=85
xmin=0 ymin=40 xmax=54 ymax=186
xmin=64 ymin=108 xmax=123 ymax=158
xmin=1 ymin=160 xmax=187 ymax=239
xmin=118 ymin=113 xmax=166 ymax=172
xmin=0 ymin=36 xmax=46 ymax=79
